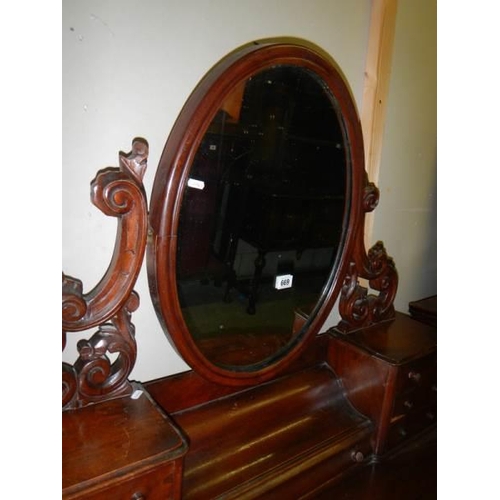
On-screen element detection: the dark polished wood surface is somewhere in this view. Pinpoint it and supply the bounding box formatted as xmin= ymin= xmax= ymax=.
xmin=313 ymin=427 xmax=437 ymax=499
xmin=172 ymin=365 xmax=372 ymax=499
xmin=143 ymin=314 xmax=437 ymax=498
xmin=328 ymin=313 xmax=437 ymax=456
xmin=62 ymin=388 xmax=187 ymax=499
xmin=333 ymin=312 xmax=437 ymax=364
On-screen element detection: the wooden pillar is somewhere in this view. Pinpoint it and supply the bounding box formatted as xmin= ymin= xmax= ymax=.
xmin=361 ymin=0 xmax=398 ymax=247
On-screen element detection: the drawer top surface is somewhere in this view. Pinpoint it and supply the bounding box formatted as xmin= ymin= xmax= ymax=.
xmin=332 ymin=313 xmax=436 ymax=364
xmin=62 ymin=388 xmax=188 ymax=491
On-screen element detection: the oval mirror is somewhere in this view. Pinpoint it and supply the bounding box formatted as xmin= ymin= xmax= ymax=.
xmin=148 ymin=40 xmax=365 ymax=385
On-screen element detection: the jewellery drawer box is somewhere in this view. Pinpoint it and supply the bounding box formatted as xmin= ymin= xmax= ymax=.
xmin=63 ymin=387 xmax=188 ymax=500
xmin=328 ymin=312 xmax=437 ymax=456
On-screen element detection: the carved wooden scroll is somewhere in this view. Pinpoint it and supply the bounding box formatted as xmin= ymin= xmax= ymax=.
xmin=62 ymin=138 xmax=148 ymax=410
xmin=337 ymin=173 xmax=398 ymax=333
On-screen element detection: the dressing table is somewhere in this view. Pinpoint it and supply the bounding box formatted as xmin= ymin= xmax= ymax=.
xmin=62 ymin=39 xmax=436 ymax=499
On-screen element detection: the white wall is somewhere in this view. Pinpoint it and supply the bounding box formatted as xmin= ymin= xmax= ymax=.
xmin=62 ymin=0 xmax=436 ymax=383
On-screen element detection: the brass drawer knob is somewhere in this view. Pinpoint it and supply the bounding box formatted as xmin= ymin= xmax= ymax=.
xmin=351 ymin=450 xmax=365 ymax=463
xmin=408 ymin=371 xmax=421 ymax=382
xmin=131 ymin=493 xmax=146 ymax=500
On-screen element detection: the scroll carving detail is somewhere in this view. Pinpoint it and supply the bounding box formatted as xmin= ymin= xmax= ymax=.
xmin=362 ymin=180 xmax=380 ymax=213
xmin=337 ymin=174 xmax=398 ymax=333
xmin=62 ymin=139 xmax=148 ymax=410
xmin=62 ymin=138 xmax=148 ymax=332
xmin=63 ymin=292 xmax=140 ymax=410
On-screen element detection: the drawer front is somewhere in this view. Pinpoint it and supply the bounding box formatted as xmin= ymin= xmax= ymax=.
xmin=64 ymin=462 xmax=178 ymax=500
xmin=383 ymin=352 xmax=437 ymax=452
xmin=395 ymin=354 xmax=437 ymax=396
xmin=260 ymin=434 xmax=374 ymax=500
xmin=392 ymin=382 xmax=437 ymax=419
xmin=219 ymin=425 xmax=374 ymax=500
xmin=387 ymin=405 xmax=436 ymax=450
xmin=392 ymin=352 xmax=437 ymax=427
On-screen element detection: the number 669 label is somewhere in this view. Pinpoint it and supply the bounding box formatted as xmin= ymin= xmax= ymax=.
xmin=274 ymin=274 xmax=293 ymax=290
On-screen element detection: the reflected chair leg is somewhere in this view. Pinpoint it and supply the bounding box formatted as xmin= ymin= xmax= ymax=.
xmin=223 ymin=234 xmax=239 ymax=302
xmin=247 ymin=250 xmax=266 ymax=315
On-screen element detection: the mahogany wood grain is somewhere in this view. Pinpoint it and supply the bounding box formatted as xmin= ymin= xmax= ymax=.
xmin=332 ymin=312 xmax=436 ymax=364
xmin=170 ymin=365 xmax=372 ymax=499
xmin=314 ymin=426 xmax=436 ymax=499
xmin=62 ymin=388 xmax=187 ymax=500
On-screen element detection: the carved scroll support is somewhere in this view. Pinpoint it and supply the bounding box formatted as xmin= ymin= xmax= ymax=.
xmin=62 ymin=138 xmax=148 ymax=410
xmin=63 ymin=292 xmax=140 ymax=409
xmin=337 ymin=174 xmax=398 ymax=333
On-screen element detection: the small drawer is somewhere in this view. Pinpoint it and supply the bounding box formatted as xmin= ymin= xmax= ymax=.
xmin=387 ymin=405 xmax=437 ymax=450
xmin=66 ymin=462 xmax=177 ymax=500
xmin=392 ymin=382 xmax=437 ymax=418
xmin=395 ymin=354 xmax=437 ymax=395
xmin=392 ymin=395 xmax=419 ymax=419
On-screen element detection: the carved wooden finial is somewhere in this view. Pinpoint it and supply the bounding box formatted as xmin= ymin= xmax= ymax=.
xmin=119 ymin=137 xmax=149 ymax=182
xmin=62 ymin=138 xmax=149 ymax=410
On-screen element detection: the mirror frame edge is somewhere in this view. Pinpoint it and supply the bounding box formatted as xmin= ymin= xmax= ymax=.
xmin=147 ymin=39 xmax=367 ymax=386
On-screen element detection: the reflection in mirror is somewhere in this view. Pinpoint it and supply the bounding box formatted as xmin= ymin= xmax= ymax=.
xmin=176 ymin=65 xmax=347 ymax=368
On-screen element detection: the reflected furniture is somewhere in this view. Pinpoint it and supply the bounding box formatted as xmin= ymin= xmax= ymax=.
xmin=62 ymin=39 xmax=436 ymax=499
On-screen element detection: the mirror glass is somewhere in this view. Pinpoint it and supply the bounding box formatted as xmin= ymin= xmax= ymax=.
xmin=176 ymin=65 xmax=347 ymax=369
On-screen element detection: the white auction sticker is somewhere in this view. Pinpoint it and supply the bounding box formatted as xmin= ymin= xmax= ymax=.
xmin=275 ymin=274 xmax=293 ymax=290
xmin=187 ymin=178 xmax=205 ymax=190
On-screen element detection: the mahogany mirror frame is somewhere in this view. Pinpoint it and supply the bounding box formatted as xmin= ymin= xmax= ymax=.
xmin=147 ymin=39 xmax=368 ymax=386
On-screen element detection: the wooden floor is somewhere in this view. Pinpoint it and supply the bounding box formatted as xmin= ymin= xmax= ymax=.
xmin=312 ymin=427 xmax=437 ymax=500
